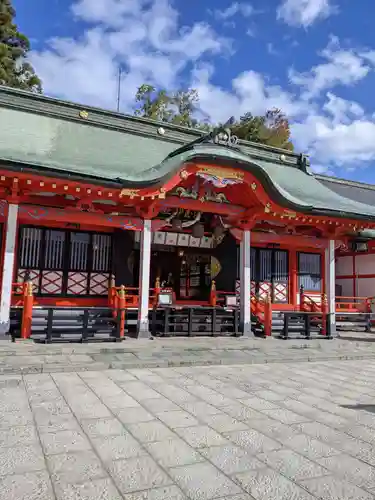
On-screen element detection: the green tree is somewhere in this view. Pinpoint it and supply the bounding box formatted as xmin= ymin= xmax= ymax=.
xmin=134 ymin=84 xmax=201 ymax=128
xmin=231 ymin=109 xmax=294 ymax=150
xmin=0 ymin=0 xmax=42 ymax=92
xmin=133 ymin=84 xmax=293 ymax=150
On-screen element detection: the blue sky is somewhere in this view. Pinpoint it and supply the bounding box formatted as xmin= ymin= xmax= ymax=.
xmin=13 ymin=0 xmax=375 ymax=182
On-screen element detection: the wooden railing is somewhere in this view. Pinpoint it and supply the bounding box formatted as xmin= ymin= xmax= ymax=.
xmin=300 ymin=288 xmax=322 ymax=313
xmin=12 ymin=281 xmax=34 ymax=339
xmin=251 ymin=295 xmax=272 ymax=336
xmin=108 ymin=285 xmax=158 ymax=309
xmin=335 ymin=295 xmax=371 ymax=313
xmin=211 ymin=283 xmax=272 ymax=336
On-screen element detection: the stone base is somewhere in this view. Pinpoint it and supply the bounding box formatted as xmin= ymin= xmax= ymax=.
xmin=137 ymin=321 xmax=150 ymax=339
xmin=0 ymin=320 xmax=10 ymax=335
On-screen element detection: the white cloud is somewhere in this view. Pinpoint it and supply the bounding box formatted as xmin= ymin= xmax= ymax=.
xmin=191 ymin=65 xmax=309 ymax=124
xmin=323 ymin=92 xmax=364 ymax=124
xmin=266 ymin=43 xmax=278 ymax=55
xmin=212 ymin=2 xmax=255 ymax=20
xmin=289 ymin=37 xmax=372 ymax=97
xmin=30 ymin=1 xmax=375 ymax=176
xmin=293 ymin=114 xmax=375 ymax=166
xmin=71 ymin=0 xmax=150 ymax=27
xmin=277 ymin=0 xmax=337 ymax=28
xmin=31 ymin=0 xmax=230 ymax=110
xmin=360 ymin=50 xmax=375 ymax=66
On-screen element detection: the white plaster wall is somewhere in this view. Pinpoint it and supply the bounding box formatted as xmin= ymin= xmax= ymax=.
xmin=335 ymin=278 xmax=353 ymax=297
xmin=336 ymin=256 xmax=353 ymax=276
xmin=357 ymin=278 xmax=375 ymax=298
xmin=355 ymin=254 xmax=375 ymax=275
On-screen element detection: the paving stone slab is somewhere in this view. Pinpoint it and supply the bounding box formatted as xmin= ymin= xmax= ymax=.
xmin=80 ymin=417 xmax=126 ymax=437
xmin=91 ymin=432 xmax=146 ymax=462
xmin=317 ymin=453 xmax=375 ymax=490
xmin=0 ymin=425 xmax=38 ymax=448
xmin=35 ymin=412 xmax=82 ymax=434
xmin=235 ymin=467 xmax=316 ymax=500
xmin=146 ymin=438 xmax=205 ymax=468
xmin=155 ymin=410 xmax=200 ymax=429
xmin=300 ymin=475 xmax=375 ymax=500
xmin=225 ymin=429 xmax=281 ymax=454
xmin=175 ymin=425 xmax=229 ymax=449
xmin=127 ymin=420 xmax=175 ymax=443
xmin=256 ymin=448 xmax=329 ymax=481
xmin=169 ymin=461 xmax=242 ymax=500
xmin=196 ymin=413 xmax=248 ymax=433
xmin=47 ymin=450 xmax=108 ymax=484
xmin=123 ymin=485 xmax=187 ymax=500
xmin=115 ymin=406 xmax=155 ymax=425
xmin=140 ymin=397 xmax=181 ymax=413
xmin=0 ymin=471 xmax=54 ymax=500
xmin=200 ymin=444 xmax=264 ymax=475
xmin=54 ymin=478 xmax=122 ymax=500
xmin=39 ymin=429 xmax=91 ymax=455
xmin=0 ymin=444 xmax=46 ymax=476
xmin=280 ymin=433 xmax=341 ymax=460
xmin=108 ymin=456 xmax=172 ymax=494
xmin=0 ymin=410 xmax=34 ymax=428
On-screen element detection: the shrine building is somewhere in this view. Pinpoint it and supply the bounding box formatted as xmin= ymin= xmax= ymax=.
xmin=0 ymin=86 xmax=375 ymax=341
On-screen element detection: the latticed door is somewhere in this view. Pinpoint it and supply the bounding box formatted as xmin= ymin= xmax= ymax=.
xmin=251 ymin=248 xmax=289 ymax=303
xmin=17 ymin=226 xmax=112 ymax=297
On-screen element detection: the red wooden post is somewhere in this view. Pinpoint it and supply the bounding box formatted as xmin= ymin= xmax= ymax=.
xmin=210 ymin=280 xmax=217 ymax=307
xmin=290 ymin=250 xmax=298 ymax=307
xmin=21 ymin=281 xmax=33 ymax=339
xmin=365 ymin=297 xmax=372 ymax=314
xmin=118 ymin=285 xmax=126 ymax=339
xmin=299 ymin=285 xmax=305 ymax=312
xmin=154 ymin=277 xmax=161 ymax=306
xmin=321 ymin=293 xmax=327 ymax=336
xmin=264 ymin=293 xmax=272 ymax=337
xmin=112 ymin=287 xmax=119 ymax=319
xmin=108 ymin=277 xmax=114 ymax=307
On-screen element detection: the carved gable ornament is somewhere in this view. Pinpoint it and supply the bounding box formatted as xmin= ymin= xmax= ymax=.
xmin=212 ymin=128 xmax=239 ymax=147
xmin=196 ymin=166 xmax=244 ymax=188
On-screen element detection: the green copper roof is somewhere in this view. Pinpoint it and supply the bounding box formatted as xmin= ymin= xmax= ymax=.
xmin=0 ymin=86 xmax=302 ymax=183
xmin=1 ymin=86 xmax=375 ymax=221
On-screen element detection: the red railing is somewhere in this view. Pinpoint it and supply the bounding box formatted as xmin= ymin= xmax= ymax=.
xmin=212 ymin=284 xmax=272 ymax=336
xmin=300 ymin=288 xmax=322 ymax=313
xmin=12 ymin=281 xmax=34 ymax=339
xmin=251 ymin=295 xmax=272 ymax=336
xmin=335 ymin=296 xmax=371 ymax=313
xmin=108 ymin=286 xmax=158 ymax=309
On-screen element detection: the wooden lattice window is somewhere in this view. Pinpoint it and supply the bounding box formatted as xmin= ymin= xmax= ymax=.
xmin=17 ymin=226 xmax=112 ymax=296
xmin=298 ymin=252 xmax=322 ymax=292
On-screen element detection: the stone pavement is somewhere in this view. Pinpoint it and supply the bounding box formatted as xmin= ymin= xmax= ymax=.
xmin=2 ymin=359 xmax=375 ymax=499
xmin=2 ymin=331 xmax=375 ymax=374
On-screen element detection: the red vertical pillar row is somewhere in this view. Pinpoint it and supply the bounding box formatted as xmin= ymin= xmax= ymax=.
xmin=21 ymin=281 xmax=33 ymax=339
xmin=289 ymin=249 xmax=298 ymax=309
xmin=321 ymin=248 xmax=326 ymax=300
xmin=118 ymin=285 xmax=126 ymax=339
xmin=352 ymin=254 xmax=356 ymax=298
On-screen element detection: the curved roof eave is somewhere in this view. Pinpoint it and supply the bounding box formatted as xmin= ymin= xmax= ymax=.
xmin=4 ymin=143 xmax=375 ymax=221
xmin=118 ymin=145 xmax=375 ymax=221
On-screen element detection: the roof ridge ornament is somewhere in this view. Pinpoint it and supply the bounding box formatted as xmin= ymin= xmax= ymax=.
xmin=212 ymin=127 xmax=239 ymax=147
xmin=165 ymin=117 xmax=239 ymax=160
xmin=210 ymin=117 xmax=239 ymax=147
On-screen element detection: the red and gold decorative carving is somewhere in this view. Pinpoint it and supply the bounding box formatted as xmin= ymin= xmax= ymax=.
xmin=18 ymin=205 xmax=145 ymax=231
xmin=196 ymin=166 xmax=244 ymax=188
